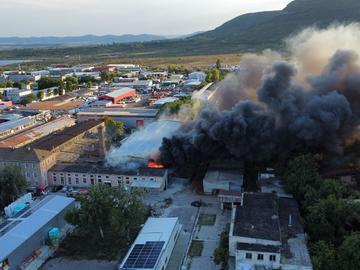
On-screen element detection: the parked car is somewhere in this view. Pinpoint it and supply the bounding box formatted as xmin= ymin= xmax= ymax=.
xmin=191 ymin=201 xmax=202 ymax=207
xmin=51 ymin=185 xmax=64 ymax=192
xmin=62 ymin=186 xmax=73 ymax=193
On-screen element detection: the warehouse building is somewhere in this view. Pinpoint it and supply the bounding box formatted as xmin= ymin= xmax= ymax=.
xmin=229 ymin=193 xmax=312 ymax=270
xmin=77 ymin=108 xmax=159 ymax=129
xmin=0 ymin=116 xmax=37 ymax=139
xmin=99 ymin=87 xmax=136 ymax=104
xmin=48 ymin=163 xmax=168 ymax=191
xmin=0 ymin=116 xmax=75 ymax=149
xmin=0 ymin=195 xmax=75 ymax=270
xmin=0 ymin=120 xmax=105 ymax=185
xmin=119 ymin=217 xmax=181 ymax=270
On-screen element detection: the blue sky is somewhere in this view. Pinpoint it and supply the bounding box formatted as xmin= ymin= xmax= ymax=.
xmin=0 ymin=0 xmax=292 ymax=37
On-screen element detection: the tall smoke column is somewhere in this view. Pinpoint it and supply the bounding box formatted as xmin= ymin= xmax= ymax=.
xmin=159 ymin=24 xmax=360 ymax=172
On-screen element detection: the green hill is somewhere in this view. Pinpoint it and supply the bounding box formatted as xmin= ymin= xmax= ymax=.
xmin=1 ymin=0 xmax=360 ymax=60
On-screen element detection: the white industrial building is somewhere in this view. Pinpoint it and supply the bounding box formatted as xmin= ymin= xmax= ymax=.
xmin=119 ymin=217 xmax=181 ymax=270
xmin=2 ymin=88 xmax=32 ymax=103
xmin=203 ymin=169 xmax=243 ymax=195
xmin=229 ymin=193 xmax=312 ymax=270
xmin=77 ymin=108 xmax=159 ymax=129
xmin=48 ymin=164 xmax=169 ymax=192
xmin=0 ymin=196 xmax=75 ymax=270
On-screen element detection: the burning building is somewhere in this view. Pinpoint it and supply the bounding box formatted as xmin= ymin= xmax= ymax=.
xmin=106 ymin=120 xmax=182 ymax=169
xmin=159 ymin=24 xmax=360 ymax=181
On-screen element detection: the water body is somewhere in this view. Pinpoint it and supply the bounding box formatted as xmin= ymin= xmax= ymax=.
xmin=0 ymin=60 xmax=32 ymax=67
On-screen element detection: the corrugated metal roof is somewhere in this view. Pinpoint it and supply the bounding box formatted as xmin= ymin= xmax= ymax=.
xmin=0 ymin=195 xmax=74 ymax=260
xmin=0 ymin=117 xmax=35 ymax=133
xmin=103 ymin=87 xmax=135 ymax=98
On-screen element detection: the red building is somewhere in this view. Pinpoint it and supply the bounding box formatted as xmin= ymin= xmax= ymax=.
xmin=99 ymin=87 xmax=136 ymax=104
xmin=93 ymin=66 xmax=117 ymax=72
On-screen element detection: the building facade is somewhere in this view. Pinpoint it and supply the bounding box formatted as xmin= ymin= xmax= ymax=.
xmin=48 ymin=164 xmax=168 ymax=191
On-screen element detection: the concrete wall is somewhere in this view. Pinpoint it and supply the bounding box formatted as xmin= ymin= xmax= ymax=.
xmin=155 ymin=220 xmax=181 ymax=270
xmin=48 ymin=170 xmax=167 ymax=191
xmin=236 ymin=249 xmax=281 ymax=269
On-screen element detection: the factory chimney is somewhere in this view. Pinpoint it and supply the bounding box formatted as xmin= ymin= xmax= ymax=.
xmin=98 ymin=125 xmax=106 ymax=158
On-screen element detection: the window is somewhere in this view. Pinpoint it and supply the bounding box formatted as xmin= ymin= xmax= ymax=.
xmin=270 ymin=255 xmax=276 ymax=262
xmin=257 ymin=254 xmax=264 ymax=261
xmin=118 ymin=180 xmax=122 ymax=185
xmin=91 ymin=179 xmax=95 ymax=185
xmin=53 ymin=176 xmax=57 ymax=182
xmin=75 ymin=178 xmax=79 ymax=184
xmin=150 ymin=178 xmax=154 ymax=181
xmin=125 ymin=177 xmax=130 ymax=180
xmin=68 ymin=178 xmax=72 ymax=185
xmin=117 ymin=176 xmax=122 ymax=180
xmin=246 ymin=253 xmax=252 ymax=259
xmin=83 ymin=178 xmax=87 ymax=184
xmin=61 ymin=177 xmax=65 ymax=185
xmin=106 ymin=175 xmax=109 ymax=179
xmin=126 ymin=180 xmax=130 ymax=184
xmin=98 ymin=179 xmax=102 ymax=183
xmin=134 ymin=177 xmax=137 ymax=180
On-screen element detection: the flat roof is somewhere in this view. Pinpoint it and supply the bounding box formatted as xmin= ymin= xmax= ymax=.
xmin=106 ymin=120 xmax=181 ymax=166
xmin=0 ymin=117 xmax=75 ymax=148
xmin=32 ymin=120 xmax=103 ymax=151
xmin=119 ymin=217 xmax=179 ymax=270
xmin=102 ymin=87 xmax=135 ymax=99
xmin=25 ymin=99 xmax=84 ymax=111
xmin=0 ymin=195 xmax=74 ymax=260
xmin=237 ymin=243 xmax=281 ymax=253
xmin=78 ymin=108 xmax=159 ymax=118
xmin=234 ymin=193 xmax=281 ymax=242
xmin=153 ymin=97 xmax=179 ymax=106
xmin=0 ymin=117 xmax=35 ymax=133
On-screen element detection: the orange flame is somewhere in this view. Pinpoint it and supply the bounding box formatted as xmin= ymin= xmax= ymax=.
xmin=148 ymin=161 xmax=165 ymax=169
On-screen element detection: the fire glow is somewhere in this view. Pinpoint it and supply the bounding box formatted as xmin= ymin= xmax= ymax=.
xmin=148 ymin=161 xmax=165 ymax=169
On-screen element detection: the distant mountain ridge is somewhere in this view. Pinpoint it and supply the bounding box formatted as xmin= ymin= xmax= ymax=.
xmin=0 ymin=0 xmax=359 ymax=58
xmin=0 ymin=34 xmax=167 ymax=46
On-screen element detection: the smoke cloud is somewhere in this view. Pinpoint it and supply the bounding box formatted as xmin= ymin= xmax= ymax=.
xmin=160 ymin=24 xmax=360 ymax=170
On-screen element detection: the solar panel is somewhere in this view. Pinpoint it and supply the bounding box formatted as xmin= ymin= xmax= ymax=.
xmin=121 ymin=241 xmax=165 ymax=269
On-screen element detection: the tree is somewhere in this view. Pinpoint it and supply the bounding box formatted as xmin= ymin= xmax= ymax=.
xmin=305 ymin=196 xmax=360 ymax=246
xmin=46 ymin=88 xmax=53 ymax=96
xmin=216 ymin=59 xmax=221 ymax=69
xmin=100 ymin=71 xmax=116 ymax=82
xmin=20 ymin=95 xmax=35 ymax=105
xmin=5 ymin=80 xmax=13 ymax=87
xmin=338 ymin=232 xmax=360 ymax=270
xmin=37 ymin=91 xmax=44 ymax=101
xmin=37 ymin=77 xmax=61 ymax=90
xmin=206 ymin=68 xmax=222 ymax=82
xmin=64 ymin=184 xmax=149 ymax=257
xmin=64 ymin=76 xmax=79 ymax=92
xmin=311 ymin=241 xmax=337 ymax=270
xmin=0 ymin=166 xmax=27 ymax=209
xmin=280 ymin=154 xmax=321 ymax=202
xmin=105 ymin=118 xmax=125 ymax=145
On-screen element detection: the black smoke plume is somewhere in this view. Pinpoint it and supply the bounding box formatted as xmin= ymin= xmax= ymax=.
xmin=160 ymin=39 xmax=360 ymax=171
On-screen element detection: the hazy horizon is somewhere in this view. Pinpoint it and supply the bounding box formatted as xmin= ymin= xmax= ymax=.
xmin=0 ymin=0 xmax=292 ymax=37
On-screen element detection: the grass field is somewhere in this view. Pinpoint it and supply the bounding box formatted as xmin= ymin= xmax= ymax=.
xmin=198 ymin=214 xmax=217 ymax=226
xmin=0 ymin=53 xmax=242 ymax=71
xmin=189 ymin=240 xmax=204 ymax=257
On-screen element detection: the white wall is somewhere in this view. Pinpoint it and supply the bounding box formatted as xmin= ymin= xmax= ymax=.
xmin=236 ymin=249 xmax=281 ymax=269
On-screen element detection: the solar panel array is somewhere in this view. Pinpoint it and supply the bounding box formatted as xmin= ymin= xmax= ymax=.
xmin=121 ymin=241 xmax=165 ymax=269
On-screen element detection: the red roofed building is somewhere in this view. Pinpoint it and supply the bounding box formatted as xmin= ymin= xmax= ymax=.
xmin=93 ymin=66 xmax=117 ymax=72
xmin=99 ymin=87 xmax=136 ymax=104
